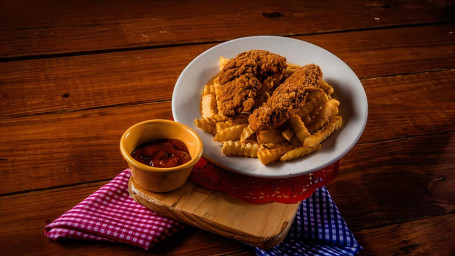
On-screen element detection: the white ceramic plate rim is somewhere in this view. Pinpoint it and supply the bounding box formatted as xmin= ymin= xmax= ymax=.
xmin=172 ymin=36 xmax=368 ymax=178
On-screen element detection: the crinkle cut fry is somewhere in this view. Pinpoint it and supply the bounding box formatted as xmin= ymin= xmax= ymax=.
xmin=203 ymin=83 xmax=217 ymax=96
xmin=258 ymin=145 xmax=292 ymax=165
xmin=219 ymin=56 xmax=229 ymax=71
xmin=298 ymin=89 xmax=328 ymax=124
xmin=216 ymin=120 xmax=236 ymax=132
xmin=282 ymin=63 xmax=302 ymax=78
xmin=257 ymin=127 xmax=286 ymax=144
xmin=213 ymin=80 xmax=223 ymax=115
xmin=307 ymin=98 xmax=340 ymax=133
xmin=289 ymin=114 xmax=311 ymax=143
xmin=222 ymin=140 xmax=259 ymax=158
xmin=240 ymin=125 xmax=255 ymax=141
xmin=280 ymin=144 xmax=322 ymax=161
xmin=194 ymin=114 xmax=228 ymax=134
xmin=216 ymin=118 xmax=248 ymax=133
xmin=281 ymin=127 xmax=294 ymax=142
xmin=319 ymin=80 xmax=334 ymax=97
xmin=214 ymin=124 xmax=248 ymax=142
xmin=201 ymin=94 xmax=217 ymax=118
xmin=304 ymin=116 xmax=342 ymax=147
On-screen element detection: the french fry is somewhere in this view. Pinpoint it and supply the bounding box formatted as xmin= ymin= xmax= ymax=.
xmin=222 ymin=140 xmax=259 ymax=158
xmin=280 ymin=144 xmax=321 ymax=161
xmin=257 ymin=127 xmax=285 ymax=144
xmin=194 ymin=119 xmax=216 ymax=134
xmin=214 ymin=124 xmax=248 ymax=142
xmin=194 ymin=114 xmax=227 ymax=134
xmin=289 ymin=114 xmax=311 ymax=143
xmin=240 ymin=125 xmax=255 ymax=141
xmin=281 ymin=127 xmax=294 ymax=142
xmin=282 ymin=63 xmax=302 ymax=78
xmin=308 ymin=98 xmax=339 ymax=133
xmin=304 ymin=116 xmax=342 ymax=147
xmin=213 ymin=81 xmax=224 ymax=114
xmin=201 ymin=94 xmax=217 ymax=118
xmin=219 ymin=56 xmax=229 ymax=71
xmin=203 ymin=83 xmax=216 ymax=96
xmin=216 ymin=116 xmax=249 ymax=132
xmin=319 ymin=80 xmax=334 ymax=97
xmin=299 ymin=89 xmax=328 ymax=123
xmin=261 ymin=143 xmax=281 ymax=149
xmin=198 ymin=113 xmax=227 ymax=124
xmin=258 ymin=145 xmax=292 ymax=165
xmin=216 ymin=120 xmax=236 ymax=132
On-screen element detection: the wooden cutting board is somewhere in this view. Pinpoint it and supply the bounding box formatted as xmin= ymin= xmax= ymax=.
xmin=128 ymin=177 xmax=300 ymax=249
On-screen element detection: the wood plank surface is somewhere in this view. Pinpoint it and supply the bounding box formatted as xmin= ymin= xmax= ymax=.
xmin=329 ymin=132 xmax=454 ymax=231
xmin=359 ymin=69 xmax=455 ymax=143
xmin=1 ymin=24 xmax=454 ymax=118
xmin=1 ymin=0 xmax=455 ymax=255
xmin=1 ymin=69 xmax=453 ymax=194
xmin=0 ymin=130 xmax=453 ymax=254
xmin=0 ymin=181 xmax=254 ymax=256
xmin=0 ymin=133 xmax=452 ymax=234
xmin=1 ymin=0 xmax=453 ymax=58
xmin=0 ymin=101 xmax=172 ymax=195
xmin=357 ymin=214 xmax=455 ymax=255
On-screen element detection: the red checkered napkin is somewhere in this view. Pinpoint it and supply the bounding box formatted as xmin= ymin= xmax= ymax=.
xmin=44 ymin=170 xmax=184 ymax=249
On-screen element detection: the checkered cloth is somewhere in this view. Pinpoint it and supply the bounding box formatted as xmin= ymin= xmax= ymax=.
xmin=256 ymin=187 xmax=362 ymax=255
xmin=44 ymin=170 xmax=183 ymax=249
xmin=45 ymin=169 xmax=361 ymax=255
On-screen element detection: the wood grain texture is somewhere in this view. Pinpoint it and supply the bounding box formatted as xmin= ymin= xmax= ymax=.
xmin=0 ymin=46 xmax=203 ymax=118
xmin=0 ymin=132 xmax=452 ymax=254
xmin=1 ymin=70 xmax=453 ymax=194
xmin=0 ymin=181 xmax=254 ymax=256
xmin=359 ymin=69 xmax=455 ymax=143
xmin=0 ymin=102 xmax=172 ymax=194
xmin=1 ymin=1 xmax=455 ymax=254
xmin=129 ymin=178 xmax=299 ymax=249
xmin=0 ymin=122 xmax=452 ymax=236
xmin=328 ymin=132 xmax=454 ymax=231
xmin=1 ymin=0 xmax=453 ymax=58
xmin=1 ymin=25 xmax=454 ymax=118
xmin=356 ymin=214 xmax=455 ymax=255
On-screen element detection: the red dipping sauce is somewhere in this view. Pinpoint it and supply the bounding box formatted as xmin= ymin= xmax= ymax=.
xmin=131 ymin=139 xmax=192 ymax=168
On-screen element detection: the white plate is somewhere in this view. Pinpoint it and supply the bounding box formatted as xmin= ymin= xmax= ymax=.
xmin=172 ymin=36 xmax=368 ymax=178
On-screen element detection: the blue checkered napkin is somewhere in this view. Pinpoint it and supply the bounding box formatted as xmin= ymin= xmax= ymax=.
xmin=256 ymin=187 xmax=362 ymax=256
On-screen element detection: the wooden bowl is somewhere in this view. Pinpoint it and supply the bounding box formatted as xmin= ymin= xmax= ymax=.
xmin=120 ymin=119 xmax=203 ymax=192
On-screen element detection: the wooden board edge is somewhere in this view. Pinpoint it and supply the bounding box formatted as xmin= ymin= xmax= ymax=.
xmin=128 ymin=178 xmax=299 ymax=249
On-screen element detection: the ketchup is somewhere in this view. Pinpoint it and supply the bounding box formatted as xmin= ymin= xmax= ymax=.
xmin=131 ymin=139 xmax=192 ymax=168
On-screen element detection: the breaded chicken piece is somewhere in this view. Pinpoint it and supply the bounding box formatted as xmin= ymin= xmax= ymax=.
xmin=248 ymin=64 xmax=323 ymax=132
xmin=217 ymin=50 xmax=287 ymax=117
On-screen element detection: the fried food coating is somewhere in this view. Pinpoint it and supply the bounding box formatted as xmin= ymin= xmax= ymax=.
xmin=217 ymin=50 xmax=287 ymax=116
xmin=248 ymin=64 xmax=323 ymax=132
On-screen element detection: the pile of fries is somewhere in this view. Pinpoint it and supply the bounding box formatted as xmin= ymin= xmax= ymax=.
xmin=195 ymin=56 xmax=342 ymax=165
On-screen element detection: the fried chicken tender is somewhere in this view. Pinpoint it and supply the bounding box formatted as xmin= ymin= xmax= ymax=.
xmin=217 ymin=50 xmax=287 ymax=117
xmin=248 ymin=64 xmax=323 ymax=132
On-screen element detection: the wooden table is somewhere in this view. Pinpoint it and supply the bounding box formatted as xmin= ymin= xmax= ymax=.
xmin=1 ymin=1 xmax=454 ymax=255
